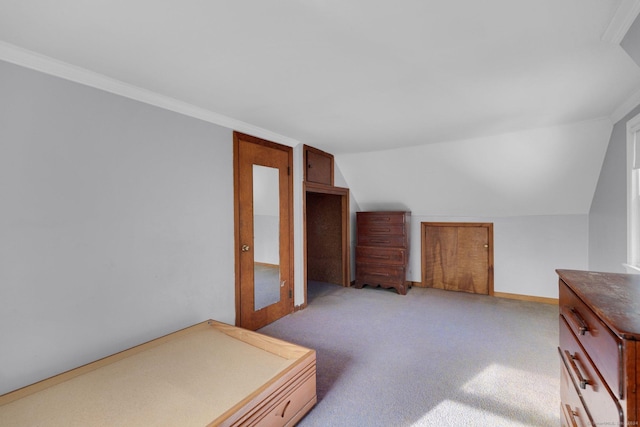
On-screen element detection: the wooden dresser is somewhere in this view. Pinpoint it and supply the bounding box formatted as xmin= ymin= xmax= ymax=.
xmin=557 ymin=269 xmax=640 ymax=427
xmin=354 ymin=211 xmax=410 ymax=295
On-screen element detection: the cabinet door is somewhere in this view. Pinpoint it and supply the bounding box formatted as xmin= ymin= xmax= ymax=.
xmin=422 ymin=222 xmax=493 ymax=294
xmin=304 ymin=145 xmax=333 ymax=185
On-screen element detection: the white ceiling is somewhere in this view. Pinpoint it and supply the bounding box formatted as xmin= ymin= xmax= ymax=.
xmin=1 ymin=0 xmax=639 ymax=155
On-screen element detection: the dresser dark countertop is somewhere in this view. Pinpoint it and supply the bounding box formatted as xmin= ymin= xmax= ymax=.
xmin=557 ymin=269 xmax=640 ymax=340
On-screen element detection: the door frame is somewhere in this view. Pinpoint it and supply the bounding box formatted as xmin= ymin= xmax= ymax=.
xmin=421 ymin=222 xmax=494 ymax=295
xmin=233 ymin=132 xmax=294 ymax=328
xmin=302 ymin=182 xmax=350 ymax=309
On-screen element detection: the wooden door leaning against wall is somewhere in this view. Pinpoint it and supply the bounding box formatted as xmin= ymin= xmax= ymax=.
xmin=234 ymin=132 xmax=294 ymax=330
xmin=421 ymin=222 xmax=494 ymax=295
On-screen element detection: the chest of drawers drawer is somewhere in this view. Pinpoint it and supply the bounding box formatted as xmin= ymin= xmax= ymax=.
xmin=356 ymin=246 xmax=407 ymax=266
xmin=355 ymin=264 xmax=406 ymax=285
xmin=559 ymin=316 xmax=622 ymax=425
xmin=559 ymin=281 xmax=621 ymax=398
xmin=357 ymin=224 xmax=406 ymax=237
xmin=560 ymin=351 xmax=592 ymax=427
xmin=357 ymin=212 xmax=407 ymax=226
xmin=357 ymin=234 xmax=407 ymax=248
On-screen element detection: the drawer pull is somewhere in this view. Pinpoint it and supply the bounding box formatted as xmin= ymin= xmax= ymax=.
xmin=370 ymin=272 xmax=391 ymax=277
xmin=369 ymin=255 xmax=391 ymax=260
xmin=370 ymin=228 xmax=391 ymax=233
xmin=370 ymin=217 xmax=391 ymax=222
xmin=370 ymin=239 xmax=391 ymax=244
xmin=567 ymin=307 xmax=589 ymax=335
xmin=564 ymin=404 xmax=579 ymax=427
xmin=565 ymin=350 xmax=590 ymax=389
xmin=278 ymin=399 xmax=291 ymax=418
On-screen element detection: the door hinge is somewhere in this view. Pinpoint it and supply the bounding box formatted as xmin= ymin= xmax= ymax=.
xmin=287 ymin=166 xmax=290 ymax=176
xmin=288 ymin=289 xmax=292 ymax=299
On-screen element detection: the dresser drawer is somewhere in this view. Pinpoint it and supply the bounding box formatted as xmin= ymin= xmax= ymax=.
xmin=242 ymin=369 xmax=316 ymax=427
xmin=357 ymin=212 xmax=407 ymax=226
xmin=356 ymin=246 xmax=406 ymax=266
xmin=560 ymin=348 xmax=593 ymax=427
xmin=358 ymin=224 xmax=406 ymax=237
xmin=559 ymin=316 xmax=623 ymax=426
xmin=227 ymin=358 xmax=317 ymax=427
xmin=559 ymin=281 xmax=622 ymax=399
xmin=356 ymin=264 xmax=405 ymax=285
xmin=357 ymin=234 xmax=407 ymax=247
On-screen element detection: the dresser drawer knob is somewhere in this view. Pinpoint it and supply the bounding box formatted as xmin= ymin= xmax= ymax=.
xmin=567 ymin=307 xmax=589 ymax=335
xmin=565 ymin=350 xmax=591 ymax=390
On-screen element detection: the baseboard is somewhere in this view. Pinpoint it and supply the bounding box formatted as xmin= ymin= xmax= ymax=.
xmin=493 ymin=291 xmax=558 ymax=305
xmin=410 ymin=282 xmax=557 ymax=304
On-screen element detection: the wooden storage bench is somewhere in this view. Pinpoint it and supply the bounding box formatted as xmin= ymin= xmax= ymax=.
xmin=0 ymin=320 xmax=317 ymax=426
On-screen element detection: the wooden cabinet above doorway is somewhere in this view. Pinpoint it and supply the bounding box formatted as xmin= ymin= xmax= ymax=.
xmin=304 ymin=145 xmax=334 ymax=185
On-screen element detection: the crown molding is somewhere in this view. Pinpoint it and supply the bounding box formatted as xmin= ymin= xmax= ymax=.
xmin=611 ymin=85 xmax=640 ymax=123
xmin=602 ymin=0 xmax=640 ymax=44
xmin=0 ymin=41 xmax=301 ymax=148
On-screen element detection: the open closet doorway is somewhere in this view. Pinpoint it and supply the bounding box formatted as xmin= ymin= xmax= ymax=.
xmin=304 ymin=182 xmax=350 ymax=306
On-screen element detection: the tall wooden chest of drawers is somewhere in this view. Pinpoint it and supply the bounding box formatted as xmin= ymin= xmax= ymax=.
xmin=354 ymin=211 xmax=411 ymax=295
xmin=557 ymin=269 xmax=640 ymax=427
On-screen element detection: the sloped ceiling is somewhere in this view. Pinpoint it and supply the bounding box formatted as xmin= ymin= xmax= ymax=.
xmin=1 ymin=1 xmax=640 ymax=216
xmin=337 ymin=118 xmax=614 ymax=216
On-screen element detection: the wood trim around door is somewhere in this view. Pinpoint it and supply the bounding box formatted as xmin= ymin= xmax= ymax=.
xmin=421 ymin=222 xmax=494 ymax=295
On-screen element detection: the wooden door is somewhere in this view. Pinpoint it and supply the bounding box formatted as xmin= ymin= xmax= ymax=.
xmin=422 ymin=222 xmax=493 ymax=294
xmin=234 ymin=132 xmax=293 ymax=330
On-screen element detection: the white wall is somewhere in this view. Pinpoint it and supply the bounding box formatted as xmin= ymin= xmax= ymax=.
xmin=0 ymin=60 xmax=235 ymax=394
xmin=334 ymin=164 xmax=360 ymax=281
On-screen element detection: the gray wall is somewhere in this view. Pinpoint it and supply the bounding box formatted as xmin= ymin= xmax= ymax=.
xmin=622 ymin=14 xmax=640 ymax=68
xmin=0 ymin=60 xmax=235 ymax=394
xmin=589 ymin=105 xmax=640 ymax=272
xmin=589 ymin=15 xmax=640 ymax=272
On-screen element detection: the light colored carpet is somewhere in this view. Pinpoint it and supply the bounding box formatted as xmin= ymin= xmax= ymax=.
xmin=259 ymin=281 xmax=560 ymax=427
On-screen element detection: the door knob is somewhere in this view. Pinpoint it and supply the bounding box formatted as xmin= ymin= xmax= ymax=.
xmin=241 ymin=244 xmax=250 ymax=252
xmin=483 ymin=244 xmax=489 ymax=248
